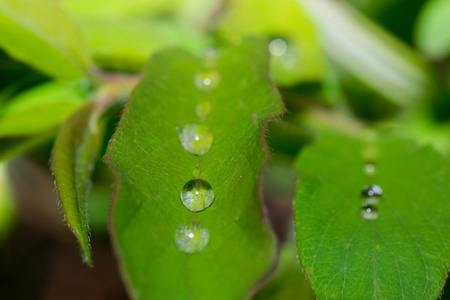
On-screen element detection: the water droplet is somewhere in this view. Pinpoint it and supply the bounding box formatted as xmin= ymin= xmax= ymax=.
xmin=280 ymin=52 xmax=297 ymax=69
xmin=202 ymin=46 xmax=217 ymax=69
xmin=195 ymin=102 xmax=211 ymax=120
xmin=269 ymin=39 xmax=287 ymax=56
xmin=180 ymin=179 xmax=214 ymax=212
xmin=177 ymin=123 xmax=213 ymax=155
xmin=202 ymin=46 xmax=217 ymax=60
xmin=195 ymin=70 xmax=220 ymax=92
xmin=361 ymin=184 xmax=383 ymax=204
xmin=364 ymin=163 xmax=376 ymax=176
xmin=174 ymin=223 xmax=209 ymax=254
xmin=359 ymin=204 xmax=379 ymax=220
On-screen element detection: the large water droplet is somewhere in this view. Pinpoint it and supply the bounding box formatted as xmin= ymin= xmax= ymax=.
xmin=195 ymin=70 xmax=220 ymax=92
xmin=177 ymin=123 xmax=213 ymax=155
xmin=269 ymin=39 xmax=287 ymax=56
xmin=195 ymin=102 xmax=211 ymax=121
xmin=361 ymin=184 xmax=383 ymax=204
xmin=359 ymin=204 xmax=379 ymax=220
xmin=180 ymin=179 xmax=214 ymax=212
xmin=174 ymin=223 xmax=209 ymax=254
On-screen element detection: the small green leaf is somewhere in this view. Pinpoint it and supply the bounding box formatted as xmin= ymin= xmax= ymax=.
xmin=415 ymin=0 xmax=450 ymax=60
xmin=0 ymin=0 xmax=90 ymax=79
xmin=0 ymin=82 xmax=86 ymax=137
xmin=78 ymin=18 xmax=210 ymax=73
xmin=294 ymin=131 xmax=450 ymax=299
xmin=105 ymin=39 xmax=283 ymax=299
xmin=298 ymin=0 xmax=434 ymax=106
xmin=52 ymin=101 xmax=108 ymax=266
xmin=0 ymin=130 xmax=55 ymax=162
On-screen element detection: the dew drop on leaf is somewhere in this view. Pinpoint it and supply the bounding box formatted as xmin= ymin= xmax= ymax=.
xmin=269 ymin=39 xmax=287 ymax=56
xmin=361 ymin=184 xmax=383 ymax=204
xmin=359 ymin=204 xmax=379 ymax=220
xmin=177 ymin=123 xmax=213 ymax=155
xmin=364 ymin=163 xmax=376 ymax=176
xmin=174 ymin=223 xmax=209 ymax=254
xmin=180 ymin=179 xmax=215 ymax=212
xmin=194 ymin=70 xmax=220 ymax=92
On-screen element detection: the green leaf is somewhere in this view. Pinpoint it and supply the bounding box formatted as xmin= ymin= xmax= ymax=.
xmin=78 ymin=18 xmax=210 ymax=73
xmin=0 ymin=130 xmax=55 ymax=162
xmin=52 ymin=101 xmax=108 ymax=266
xmin=105 ymin=39 xmax=283 ymax=299
xmin=0 ymin=0 xmax=90 ymax=79
xmin=0 ymin=81 xmax=86 ymax=137
xmin=218 ymin=0 xmax=325 ymax=86
xmin=294 ymin=131 xmax=450 ymax=299
xmin=298 ymin=0 xmax=433 ymax=106
xmin=60 ymin=0 xmax=182 ymax=18
xmin=415 ymin=0 xmax=450 ymax=60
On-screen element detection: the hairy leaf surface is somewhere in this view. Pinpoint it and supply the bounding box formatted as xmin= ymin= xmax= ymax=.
xmin=295 ymin=131 xmax=450 ymax=299
xmin=52 ymin=102 xmax=107 ymax=266
xmin=106 ymin=40 xmax=283 ymax=299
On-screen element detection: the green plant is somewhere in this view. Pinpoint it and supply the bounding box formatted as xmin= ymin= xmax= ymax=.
xmin=1 ymin=0 xmax=450 ymax=299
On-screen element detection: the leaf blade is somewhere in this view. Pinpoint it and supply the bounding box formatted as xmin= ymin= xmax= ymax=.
xmin=0 ymin=0 xmax=90 ymax=79
xmin=105 ymin=40 xmax=283 ymax=299
xmin=0 ymin=82 xmax=86 ymax=137
xmin=52 ymin=102 xmax=107 ymax=266
xmin=294 ymin=131 xmax=450 ymax=299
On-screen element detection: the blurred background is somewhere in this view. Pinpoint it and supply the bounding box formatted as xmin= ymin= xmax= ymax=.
xmin=0 ymin=0 xmax=449 ymax=298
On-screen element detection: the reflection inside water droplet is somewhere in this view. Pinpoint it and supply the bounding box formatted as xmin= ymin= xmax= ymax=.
xmin=195 ymin=70 xmax=220 ymax=92
xmin=359 ymin=204 xmax=379 ymax=220
xmin=180 ymin=179 xmax=215 ymax=212
xmin=174 ymin=223 xmax=209 ymax=254
xmin=177 ymin=123 xmax=213 ymax=155
xmin=195 ymin=102 xmax=211 ymax=120
xmin=361 ymin=184 xmax=383 ymax=204
xmin=269 ymin=39 xmax=287 ymax=56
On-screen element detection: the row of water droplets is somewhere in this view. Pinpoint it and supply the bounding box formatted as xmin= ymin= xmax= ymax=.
xmin=268 ymin=38 xmax=298 ymax=70
xmin=359 ymin=135 xmax=382 ymax=220
xmin=359 ymin=165 xmax=382 ymax=220
xmin=174 ymin=48 xmax=220 ymax=254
